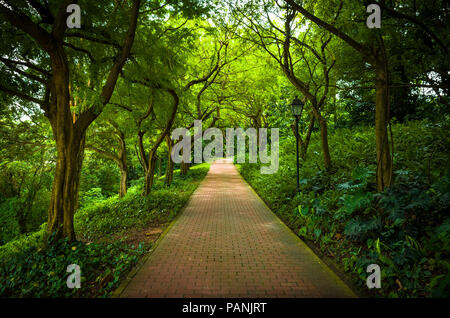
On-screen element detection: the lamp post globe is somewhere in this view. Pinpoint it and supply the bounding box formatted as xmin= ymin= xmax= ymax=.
xmin=291 ymin=95 xmax=304 ymax=117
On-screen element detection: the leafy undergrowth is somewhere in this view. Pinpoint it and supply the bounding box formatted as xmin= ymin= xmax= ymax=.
xmin=75 ymin=163 xmax=211 ymax=242
xmin=238 ymin=119 xmax=449 ymax=298
xmin=0 ymin=238 xmax=145 ymax=297
xmin=0 ymin=163 xmax=210 ymax=297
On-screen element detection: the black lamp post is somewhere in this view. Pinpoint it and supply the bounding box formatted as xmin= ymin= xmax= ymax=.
xmin=291 ymin=96 xmax=304 ymax=193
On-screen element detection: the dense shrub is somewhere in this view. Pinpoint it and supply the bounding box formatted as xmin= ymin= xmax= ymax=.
xmin=0 ymin=223 xmax=46 ymax=261
xmin=79 ymin=158 xmax=121 ymax=201
xmin=75 ymin=163 xmax=210 ymax=241
xmin=0 ymin=166 xmax=51 ymax=245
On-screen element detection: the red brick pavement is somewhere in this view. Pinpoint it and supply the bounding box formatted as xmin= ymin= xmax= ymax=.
xmin=120 ymin=159 xmax=356 ymax=298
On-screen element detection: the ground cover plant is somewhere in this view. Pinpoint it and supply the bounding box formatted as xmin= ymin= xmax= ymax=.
xmin=238 ymin=120 xmax=450 ymax=297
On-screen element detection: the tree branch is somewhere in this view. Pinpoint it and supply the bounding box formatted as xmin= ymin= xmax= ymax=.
xmin=184 ymin=42 xmax=224 ymax=91
xmin=0 ymin=57 xmax=51 ymax=77
xmin=285 ymin=0 xmax=371 ymax=59
xmin=0 ymin=84 xmax=46 ymax=106
xmin=0 ymin=1 xmax=54 ymax=53
xmin=86 ymin=145 xmax=119 ymax=163
xmin=63 ymin=41 xmax=95 ymax=62
xmin=0 ymin=58 xmax=48 ymax=84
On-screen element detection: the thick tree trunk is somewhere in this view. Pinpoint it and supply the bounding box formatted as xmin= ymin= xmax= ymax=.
xmin=375 ymin=59 xmax=393 ymax=192
xmin=0 ymin=0 xmax=140 ymax=243
xmin=119 ymin=165 xmax=127 ymax=198
xmin=47 ymin=132 xmax=86 ymax=242
xmin=45 ymin=44 xmax=86 ymax=242
xmin=309 ymin=101 xmax=332 ymax=170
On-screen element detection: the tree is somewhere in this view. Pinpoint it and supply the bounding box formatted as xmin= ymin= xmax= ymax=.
xmin=284 ymin=0 xmax=393 ymax=190
xmin=285 ymin=0 xmax=449 ymax=190
xmin=0 ymin=0 xmax=141 ymax=241
xmin=0 ymin=109 xmax=53 ymax=241
xmin=232 ymin=1 xmax=335 ymax=169
xmin=86 ymin=118 xmax=129 ymax=198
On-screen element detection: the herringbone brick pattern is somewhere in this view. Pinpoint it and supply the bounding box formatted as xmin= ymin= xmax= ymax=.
xmin=120 ymin=159 xmax=355 ymax=298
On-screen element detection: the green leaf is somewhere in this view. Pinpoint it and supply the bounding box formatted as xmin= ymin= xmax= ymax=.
xmin=300 ymin=205 xmax=310 ymax=216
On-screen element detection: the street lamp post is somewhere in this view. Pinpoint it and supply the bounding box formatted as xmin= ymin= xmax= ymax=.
xmin=291 ymin=96 xmax=304 ymax=193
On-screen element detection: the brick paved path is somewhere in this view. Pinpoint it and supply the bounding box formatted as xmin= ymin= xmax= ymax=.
xmin=120 ymin=159 xmax=355 ymax=297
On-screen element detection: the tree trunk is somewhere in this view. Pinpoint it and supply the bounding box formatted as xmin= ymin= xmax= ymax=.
xmin=45 ymin=44 xmax=86 ymax=242
xmin=144 ymin=150 xmax=157 ymax=195
xmin=180 ymin=162 xmax=186 ymax=175
xmin=317 ymin=115 xmax=332 ymax=170
xmin=137 ymin=131 xmax=148 ymax=174
xmin=0 ymin=0 xmax=141 ymax=243
xmin=283 ymin=0 xmax=393 ymax=187
xmin=157 ymin=156 xmax=163 ymax=177
xmin=181 ymin=161 xmax=190 ymax=175
xmin=47 ymin=131 xmax=86 ymax=242
xmin=165 ymin=135 xmax=174 ymax=186
xmin=375 ymin=58 xmax=393 ymax=191
xmin=139 ymin=88 xmax=178 ymax=194
xmin=119 ymin=165 xmax=127 ymax=198
xmin=165 ymin=159 xmax=174 ymax=186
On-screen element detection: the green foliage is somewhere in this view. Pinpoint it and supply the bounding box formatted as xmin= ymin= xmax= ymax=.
xmin=0 ymin=223 xmax=46 ymax=261
xmin=0 ymin=118 xmax=53 ymax=244
xmin=79 ymin=159 xmax=120 ymax=202
xmin=79 ymin=188 xmax=104 ymax=208
xmin=0 ymin=198 xmax=21 ymax=244
xmin=74 ymin=163 xmax=210 ymax=241
xmin=238 ymin=119 xmax=450 ymax=298
xmin=0 ymin=237 xmax=145 ymax=298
